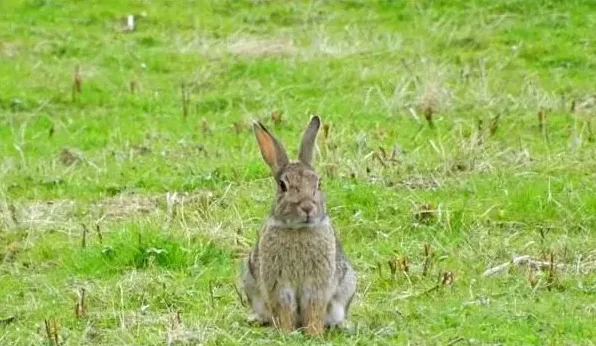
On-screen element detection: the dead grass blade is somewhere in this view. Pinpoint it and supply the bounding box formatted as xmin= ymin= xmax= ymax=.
xmin=481 ymin=254 xmax=596 ymax=278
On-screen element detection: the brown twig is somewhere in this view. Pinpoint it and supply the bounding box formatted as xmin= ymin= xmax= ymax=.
xmin=129 ymin=79 xmax=138 ymax=94
xmin=489 ymin=113 xmax=501 ymax=136
xmin=414 ymin=203 xmax=436 ymax=224
xmin=200 ymin=118 xmax=211 ymax=135
xmin=423 ymin=284 xmax=440 ymax=296
xmin=440 ymin=271 xmax=455 ymax=286
xmin=233 ymin=283 xmax=247 ymax=307
xmin=81 ymin=224 xmax=88 ymax=248
xmin=96 ymin=224 xmax=103 ymax=244
xmin=446 ymin=337 xmax=465 ymax=346
xmin=546 ymin=251 xmax=557 ymax=290
xmin=378 ymin=146 xmax=387 ymax=161
xmin=0 ymin=316 xmax=16 ymax=326
xmin=53 ymin=318 xmax=59 ymax=344
xmin=390 ymin=146 xmax=398 ymax=161
xmin=400 ymin=256 xmax=410 ymax=274
xmin=271 ymin=111 xmax=282 ymax=127
xmin=423 ymin=106 xmax=434 ymax=129
xmin=387 ymin=257 xmax=398 ymax=277
xmin=587 ymin=120 xmax=595 ymax=142
xmin=44 ymin=318 xmax=59 ymax=345
xmin=44 ymin=319 xmax=52 ymax=342
xmin=372 ymin=152 xmax=388 ymax=167
xmin=422 ymin=243 xmax=433 ymax=277
xmin=75 ymin=288 xmax=86 ymax=319
xmin=72 ymin=65 xmax=82 ymax=102
xmin=8 ymin=204 xmax=18 ymax=225
xmin=181 ymin=83 xmax=189 ymax=118
xmin=539 ymin=109 xmax=549 ymax=143
xmin=537 ymin=109 xmax=545 ymax=131
xmin=527 ymin=266 xmax=539 ymax=288
xmin=322 ymin=123 xmax=331 ymax=140
xmin=482 ymin=255 xmax=568 ymax=277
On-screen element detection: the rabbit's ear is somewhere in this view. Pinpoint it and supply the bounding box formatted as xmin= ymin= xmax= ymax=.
xmin=298 ymin=115 xmax=321 ymax=166
xmin=253 ymin=121 xmax=289 ymax=174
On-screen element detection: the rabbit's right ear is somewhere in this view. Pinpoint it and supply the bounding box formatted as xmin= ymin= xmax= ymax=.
xmin=253 ymin=121 xmax=289 ymax=174
xmin=298 ymin=115 xmax=321 ymax=167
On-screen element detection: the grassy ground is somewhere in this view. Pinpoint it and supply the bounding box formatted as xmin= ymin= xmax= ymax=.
xmin=1 ymin=0 xmax=596 ymax=344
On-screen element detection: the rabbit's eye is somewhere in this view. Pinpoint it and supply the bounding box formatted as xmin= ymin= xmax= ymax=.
xmin=279 ymin=180 xmax=288 ymax=192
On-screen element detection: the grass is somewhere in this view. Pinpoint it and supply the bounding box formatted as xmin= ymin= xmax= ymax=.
xmin=1 ymin=0 xmax=596 ymax=344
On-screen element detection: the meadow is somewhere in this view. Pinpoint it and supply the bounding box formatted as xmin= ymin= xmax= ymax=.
xmin=1 ymin=0 xmax=596 ymax=344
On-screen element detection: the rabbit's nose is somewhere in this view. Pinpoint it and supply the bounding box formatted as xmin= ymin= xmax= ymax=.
xmin=300 ymin=203 xmax=314 ymax=216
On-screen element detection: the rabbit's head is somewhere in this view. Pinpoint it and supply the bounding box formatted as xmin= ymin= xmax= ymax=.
xmin=253 ymin=116 xmax=327 ymax=228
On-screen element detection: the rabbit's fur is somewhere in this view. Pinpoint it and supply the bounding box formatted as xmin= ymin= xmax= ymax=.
xmin=240 ymin=116 xmax=356 ymax=336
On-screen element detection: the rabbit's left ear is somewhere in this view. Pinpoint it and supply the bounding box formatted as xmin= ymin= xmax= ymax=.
xmin=253 ymin=121 xmax=289 ymax=174
xmin=298 ymin=115 xmax=321 ymax=167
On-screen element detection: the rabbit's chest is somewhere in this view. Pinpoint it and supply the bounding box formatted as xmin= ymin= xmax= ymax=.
xmin=259 ymin=228 xmax=335 ymax=283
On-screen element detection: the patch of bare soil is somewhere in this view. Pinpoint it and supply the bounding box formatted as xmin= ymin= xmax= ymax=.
xmin=0 ymin=200 xmax=78 ymax=230
xmin=0 ymin=190 xmax=217 ymax=231
xmin=227 ymin=37 xmax=296 ymax=57
xmin=0 ymin=40 xmax=20 ymax=58
xmin=94 ymin=192 xmax=160 ymax=221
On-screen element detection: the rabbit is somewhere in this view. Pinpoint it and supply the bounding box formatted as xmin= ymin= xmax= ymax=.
xmin=240 ymin=115 xmax=357 ymax=336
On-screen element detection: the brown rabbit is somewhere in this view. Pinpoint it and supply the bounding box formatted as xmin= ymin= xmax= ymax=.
xmin=240 ymin=115 xmax=357 ymax=336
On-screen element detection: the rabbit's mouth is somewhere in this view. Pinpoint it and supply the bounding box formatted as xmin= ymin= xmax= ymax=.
xmin=296 ymin=214 xmax=324 ymax=226
xmin=270 ymin=215 xmax=329 ymax=229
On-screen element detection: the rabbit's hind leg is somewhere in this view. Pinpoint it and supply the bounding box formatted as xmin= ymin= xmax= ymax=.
xmin=241 ymin=258 xmax=271 ymax=325
xmin=303 ymin=299 xmax=326 ymax=336
xmin=271 ymin=287 xmax=297 ymax=333
xmin=325 ymin=265 xmax=356 ymax=328
xmin=300 ymin=287 xmax=327 ymax=336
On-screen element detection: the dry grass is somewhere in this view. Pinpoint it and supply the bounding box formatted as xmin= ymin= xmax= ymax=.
xmin=227 ymin=37 xmax=297 ymax=57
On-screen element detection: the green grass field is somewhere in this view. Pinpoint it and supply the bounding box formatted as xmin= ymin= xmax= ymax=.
xmin=2 ymin=0 xmax=596 ymax=344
